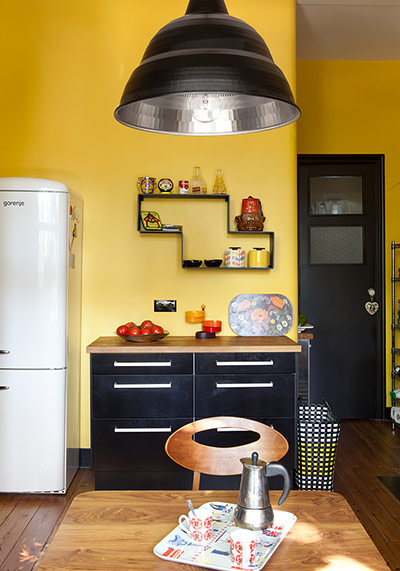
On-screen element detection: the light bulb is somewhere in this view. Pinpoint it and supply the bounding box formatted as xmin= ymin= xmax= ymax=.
xmin=190 ymin=94 xmax=222 ymax=123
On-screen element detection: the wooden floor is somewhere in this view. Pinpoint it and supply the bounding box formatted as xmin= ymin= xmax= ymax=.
xmin=0 ymin=419 xmax=399 ymax=571
xmin=334 ymin=420 xmax=400 ymax=571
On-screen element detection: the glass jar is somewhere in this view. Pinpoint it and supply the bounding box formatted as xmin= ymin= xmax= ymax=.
xmin=212 ymin=169 xmax=227 ymax=194
xmin=191 ymin=166 xmax=207 ymax=194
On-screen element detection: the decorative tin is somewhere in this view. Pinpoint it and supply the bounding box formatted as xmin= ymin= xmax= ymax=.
xmin=140 ymin=210 xmax=163 ymax=230
xmin=178 ymin=180 xmax=189 ymax=194
xmin=224 ymin=247 xmax=246 ymax=268
xmin=158 ymin=178 xmax=174 ymax=193
xmin=137 ymin=176 xmax=156 ymax=194
xmin=248 ymin=248 xmax=269 ymax=268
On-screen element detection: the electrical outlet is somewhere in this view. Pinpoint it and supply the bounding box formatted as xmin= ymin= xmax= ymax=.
xmin=391 ymin=406 xmax=400 ymax=425
xmin=154 ymin=299 xmax=177 ymax=312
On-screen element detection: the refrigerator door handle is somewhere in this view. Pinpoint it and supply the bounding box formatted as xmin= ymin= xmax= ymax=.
xmin=0 ymin=386 xmax=10 ymax=390
xmin=0 ymin=350 xmax=10 ymax=354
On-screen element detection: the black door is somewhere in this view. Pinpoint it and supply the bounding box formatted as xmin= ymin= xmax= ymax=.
xmin=298 ymin=155 xmax=385 ymax=419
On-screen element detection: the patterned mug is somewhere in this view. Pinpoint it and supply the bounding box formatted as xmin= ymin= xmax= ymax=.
xmin=179 ymin=508 xmax=213 ymax=545
xmin=230 ymin=529 xmax=257 ymax=569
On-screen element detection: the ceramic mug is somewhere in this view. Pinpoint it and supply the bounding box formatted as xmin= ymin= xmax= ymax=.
xmin=230 ymin=529 xmax=257 ymax=569
xmin=178 ymin=508 xmax=213 ymax=545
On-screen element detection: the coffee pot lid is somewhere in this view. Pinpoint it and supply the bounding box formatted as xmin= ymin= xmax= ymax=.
xmin=240 ymin=451 xmax=267 ymax=468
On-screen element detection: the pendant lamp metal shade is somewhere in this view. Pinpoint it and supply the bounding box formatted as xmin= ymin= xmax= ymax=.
xmin=114 ymin=0 xmax=300 ymax=136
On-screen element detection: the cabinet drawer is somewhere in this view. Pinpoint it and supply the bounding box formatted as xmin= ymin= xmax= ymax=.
xmin=194 ymin=417 xmax=295 ymax=470
xmin=92 ymin=353 xmax=193 ymax=375
xmin=195 ymin=374 xmax=295 ymax=417
xmin=94 ymin=470 xmax=193 ymax=491
xmin=195 ymin=353 xmax=295 ymax=375
xmin=92 ymin=375 xmax=193 ymax=418
xmin=92 ymin=417 xmax=192 ymax=471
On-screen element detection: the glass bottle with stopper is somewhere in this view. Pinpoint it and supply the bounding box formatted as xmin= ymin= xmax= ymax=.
xmin=212 ymin=169 xmax=227 ymax=194
xmin=191 ymin=166 xmax=207 ymax=194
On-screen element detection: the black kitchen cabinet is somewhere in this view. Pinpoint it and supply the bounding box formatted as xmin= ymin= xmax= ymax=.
xmin=88 ymin=336 xmax=300 ymax=491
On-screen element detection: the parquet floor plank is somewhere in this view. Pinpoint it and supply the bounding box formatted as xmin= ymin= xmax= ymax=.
xmin=0 ymin=496 xmax=20 ymax=527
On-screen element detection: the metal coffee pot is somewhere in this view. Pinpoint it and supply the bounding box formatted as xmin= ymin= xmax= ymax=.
xmin=234 ymin=452 xmax=291 ymax=530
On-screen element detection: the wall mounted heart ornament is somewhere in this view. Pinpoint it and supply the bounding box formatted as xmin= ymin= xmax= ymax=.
xmin=365 ymin=288 xmax=379 ymax=315
xmin=365 ymin=301 xmax=379 ymax=315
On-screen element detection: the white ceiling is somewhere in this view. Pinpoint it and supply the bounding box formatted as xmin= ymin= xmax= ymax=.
xmin=296 ymin=0 xmax=400 ymax=59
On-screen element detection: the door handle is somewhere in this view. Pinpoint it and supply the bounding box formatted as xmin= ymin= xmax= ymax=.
xmin=0 ymin=350 xmax=10 ymax=354
xmin=0 ymin=386 xmax=10 ymax=390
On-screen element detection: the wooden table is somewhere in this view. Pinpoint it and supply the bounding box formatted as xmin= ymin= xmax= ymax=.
xmin=38 ymin=490 xmax=389 ymax=570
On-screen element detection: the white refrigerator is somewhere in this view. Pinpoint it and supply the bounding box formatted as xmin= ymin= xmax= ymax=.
xmin=0 ymin=177 xmax=83 ymax=493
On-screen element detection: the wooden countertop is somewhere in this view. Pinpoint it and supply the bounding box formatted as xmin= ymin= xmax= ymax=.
xmin=87 ymin=335 xmax=301 ymax=354
xmin=298 ymin=331 xmax=313 ymax=340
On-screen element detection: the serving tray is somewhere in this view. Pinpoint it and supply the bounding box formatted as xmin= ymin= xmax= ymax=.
xmin=153 ymin=502 xmax=296 ymax=571
xmin=229 ymin=294 xmax=293 ymax=336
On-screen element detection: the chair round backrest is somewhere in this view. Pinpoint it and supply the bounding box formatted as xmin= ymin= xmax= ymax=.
xmin=165 ymin=416 xmax=289 ymax=477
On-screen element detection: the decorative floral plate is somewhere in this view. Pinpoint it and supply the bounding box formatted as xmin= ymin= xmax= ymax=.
xmin=229 ymin=294 xmax=293 ymax=336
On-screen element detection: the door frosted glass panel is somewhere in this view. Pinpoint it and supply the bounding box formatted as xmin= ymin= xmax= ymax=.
xmin=309 ymin=176 xmax=363 ymax=215
xmin=310 ymin=226 xmax=363 ymax=265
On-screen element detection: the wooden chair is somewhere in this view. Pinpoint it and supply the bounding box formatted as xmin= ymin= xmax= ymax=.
xmin=165 ymin=416 xmax=289 ymax=490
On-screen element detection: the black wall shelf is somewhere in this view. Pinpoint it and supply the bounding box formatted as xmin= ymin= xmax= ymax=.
xmin=137 ymin=193 xmax=275 ymax=269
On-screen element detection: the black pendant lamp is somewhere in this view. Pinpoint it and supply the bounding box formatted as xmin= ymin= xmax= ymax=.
xmin=114 ymin=0 xmax=300 ymax=136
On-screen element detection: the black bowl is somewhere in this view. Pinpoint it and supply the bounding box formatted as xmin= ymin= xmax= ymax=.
xmin=183 ymin=259 xmax=202 ymax=268
xmin=204 ymin=259 xmax=223 ymax=268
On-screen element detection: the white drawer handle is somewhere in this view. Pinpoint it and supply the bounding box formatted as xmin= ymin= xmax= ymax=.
xmin=216 ymin=427 xmax=248 ymax=432
xmin=113 ymin=383 xmax=172 ymax=389
xmin=114 ymin=427 xmax=172 ymax=433
xmin=216 ymin=360 xmax=274 ymax=367
xmin=113 ymin=361 xmax=172 ymax=367
xmin=216 ymin=382 xmax=274 ymax=389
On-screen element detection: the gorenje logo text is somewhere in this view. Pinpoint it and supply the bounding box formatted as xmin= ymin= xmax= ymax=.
xmin=3 ymin=201 xmax=25 ymax=207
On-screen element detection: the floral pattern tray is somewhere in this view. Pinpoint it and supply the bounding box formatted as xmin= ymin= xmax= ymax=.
xmin=229 ymin=294 xmax=293 ymax=336
xmin=153 ymin=502 xmax=296 ymax=571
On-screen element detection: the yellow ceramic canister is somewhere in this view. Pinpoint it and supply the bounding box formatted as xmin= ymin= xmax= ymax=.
xmin=248 ymin=248 xmax=269 ymax=268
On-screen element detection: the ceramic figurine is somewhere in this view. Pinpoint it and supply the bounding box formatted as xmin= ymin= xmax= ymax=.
xmin=235 ymin=196 xmax=265 ymax=231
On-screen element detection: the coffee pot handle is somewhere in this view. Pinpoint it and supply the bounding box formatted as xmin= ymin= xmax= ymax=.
xmin=266 ymin=462 xmax=291 ymax=505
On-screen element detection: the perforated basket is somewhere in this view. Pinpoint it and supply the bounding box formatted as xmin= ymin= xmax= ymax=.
xmin=295 ymin=402 xmax=341 ymax=491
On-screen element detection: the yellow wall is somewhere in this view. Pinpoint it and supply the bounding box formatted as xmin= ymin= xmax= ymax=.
xmin=297 ymin=59 xmax=400 ymax=406
xmin=0 ymin=0 xmax=298 ymax=447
